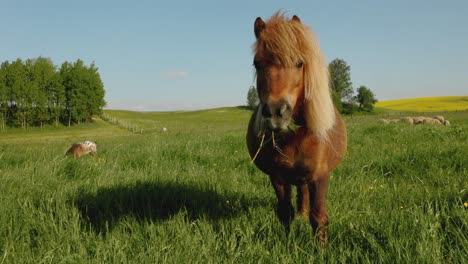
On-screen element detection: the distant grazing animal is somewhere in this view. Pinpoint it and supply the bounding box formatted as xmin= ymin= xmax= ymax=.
xmin=378 ymin=119 xmax=390 ymax=124
xmin=66 ymin=140 xmax=97 ymax=159
xmin=246 ymin=12 xmax=347 ymax=245
xmin=162 ymin=127 xmax=167 ymax=132
xmin=378 ymin=118 xmax=400 ymax=124
xmin=412 ymin=116 xmax=427 ymax=124
xmin=422 ymin=118 xmax=443 ymax=125
xmin=411 ymin=116 xmax=450 ymax=126
xmin=400 ymin=117 xmax=414 ymax=124
xmin=380 ymin=115 xmax=450 ymax=126
xmin=433 ymin=115 xmax=445 ymax=123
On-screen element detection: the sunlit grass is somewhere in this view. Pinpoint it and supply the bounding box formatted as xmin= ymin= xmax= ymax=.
xmin=0 ymin=108 xmax=466 ymax=263
xmin=0 ymin=118 xmax=130 ymax=145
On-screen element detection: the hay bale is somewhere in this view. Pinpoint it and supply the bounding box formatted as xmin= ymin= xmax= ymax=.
xmin=400 ymin=117 xmax=414 ymax=124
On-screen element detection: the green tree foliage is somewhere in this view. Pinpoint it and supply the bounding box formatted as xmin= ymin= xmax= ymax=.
xmin=356 ymin=85 xmax=378 ymax=112
xmin=342 ymin=98 xmax=358 ymax=115
xmin=331 ymin=91 xmax=343 ymax=113
xmin=246 ymin=85 xmax=258 ymax=110
xmin=329 ymin=58 xmax=354 ymax=108
xmin=0 ymin=61 xmax=8 ymax=129
xmin=25 ymin=58 xmax=48 ymax=128
xmin=31 ymin=57 xmax=62 ymax=127
xmin=0 ymin=57 xmax=106 ymax=128
xmin=61 ymin=60 xmax=85 ymax=126
xmin=86 ymin=62 xmax=106 ymax=119
xmin=8 ymin=59 xmax=28 ymax=127
xmin=60 ymin=60 xmax=106 ymax=126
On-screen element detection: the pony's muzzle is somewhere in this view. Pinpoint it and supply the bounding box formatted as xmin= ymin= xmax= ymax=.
xmin=261 ymin=101 xmax=292 ymax=131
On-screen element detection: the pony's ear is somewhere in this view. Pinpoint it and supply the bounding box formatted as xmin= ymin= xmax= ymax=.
xmin=292 ymin=15 xmax=301 ymax=23
xmin=254 ymin=17 xmax=265 ymax=38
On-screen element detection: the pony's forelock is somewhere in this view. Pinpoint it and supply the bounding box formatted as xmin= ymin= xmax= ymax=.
xmin=253 ymin=12 xmax=335 ymax=140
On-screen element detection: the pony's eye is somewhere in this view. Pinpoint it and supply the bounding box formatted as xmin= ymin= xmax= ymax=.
xmin=296 ymin=61 xmax=304 ymax=68
xmin=253 ymin=60 xmax=260 ymax=69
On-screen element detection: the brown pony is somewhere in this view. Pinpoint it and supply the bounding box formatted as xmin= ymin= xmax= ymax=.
xmin=246 ymin=12 xmax=347 ymax=244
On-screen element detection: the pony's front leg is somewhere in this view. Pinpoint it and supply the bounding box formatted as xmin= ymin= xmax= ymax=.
xmin=308 ymin=174 xmax=330 ymax=245
xmin=296 ymin=182 xmax=310 ymax=220
xmin=269 ymin=175 xmax=294 ymax=229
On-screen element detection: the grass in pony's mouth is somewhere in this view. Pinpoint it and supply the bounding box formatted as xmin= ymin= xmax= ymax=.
xmin=287 ymin=120 xmax=302 ymax=133
xmin=251 ymin=121 xmax=302 ymax=163
xmin=271 ymin=132 xmax=287 ymax=157
xmin=251 ymin=132 xmax=266 ymax=163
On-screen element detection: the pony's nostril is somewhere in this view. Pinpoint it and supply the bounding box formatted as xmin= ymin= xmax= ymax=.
xmin=276 ymin=103 xmax=289 ymax=118
xmin=280 ymin=104 xmax=288 ymax=116
xmin=261 ymin=104 xmax=272 ymax=118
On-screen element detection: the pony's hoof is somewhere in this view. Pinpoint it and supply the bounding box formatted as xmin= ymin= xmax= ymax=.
xmin=316 ymin=228 xmax=328 ymax=247
xmin=296 ymin=211 xmax=310 ymax=221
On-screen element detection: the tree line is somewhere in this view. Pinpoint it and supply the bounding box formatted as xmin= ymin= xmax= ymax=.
xmin=247 ymin=58 xmax=378 ymax=114
xmin=0 ymin=57 xmax=106 ymax=129
xmin=328 ymin=58 xmax=377 ymax=113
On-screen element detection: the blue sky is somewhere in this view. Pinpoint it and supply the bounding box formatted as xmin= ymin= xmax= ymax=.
xmin=1 ymin=0 xmax=467 ymax=111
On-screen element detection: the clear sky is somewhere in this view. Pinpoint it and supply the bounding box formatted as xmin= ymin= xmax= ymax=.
xmin=1 ymin=0 xmax=467 ymax=111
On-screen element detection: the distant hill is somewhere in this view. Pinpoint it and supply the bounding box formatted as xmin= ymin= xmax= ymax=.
xmin=375 ymin=96 xmax=468 ymax=112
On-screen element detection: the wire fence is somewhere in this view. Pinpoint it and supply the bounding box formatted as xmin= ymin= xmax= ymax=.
xmin=100 ymin=114 xmax=144 ymax=134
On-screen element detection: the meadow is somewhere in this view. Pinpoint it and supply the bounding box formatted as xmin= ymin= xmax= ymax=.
xmin=0 ymin=107 xmax=467 ymax=263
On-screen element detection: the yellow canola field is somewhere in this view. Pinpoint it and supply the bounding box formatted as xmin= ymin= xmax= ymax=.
xmin=376 ymin=96 xmax=468 ymax=112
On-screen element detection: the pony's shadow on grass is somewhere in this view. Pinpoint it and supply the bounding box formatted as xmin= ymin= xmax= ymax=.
xmin=74 ymin=180 xmax=268 ymax=233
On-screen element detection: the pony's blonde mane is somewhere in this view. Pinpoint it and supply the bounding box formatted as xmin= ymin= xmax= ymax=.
xmin=254 ymin=12 xmax=335 ymax=140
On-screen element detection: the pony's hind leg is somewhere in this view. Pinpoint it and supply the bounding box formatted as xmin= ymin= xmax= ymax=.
xmin=269 ymin=175 xmax=294 ymax=229
xmin=296 ymin=182 xmax=310 ymax=220
xmin=308 ymin=174 xmax=330 ymax=245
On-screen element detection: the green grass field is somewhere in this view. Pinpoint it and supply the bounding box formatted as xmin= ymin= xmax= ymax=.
xmin=376 ymin=96 xmax=468 ymax=112
xmin=0 ymin=107 xmax=467 ymax=263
